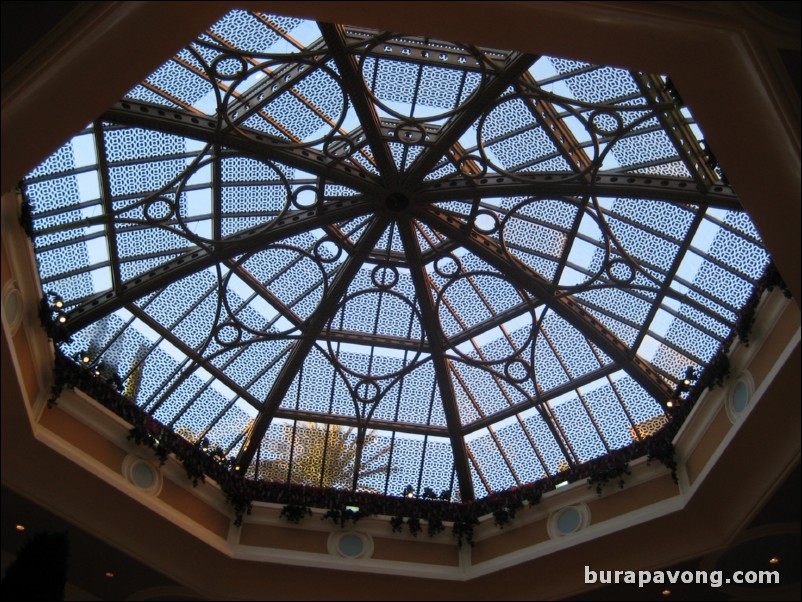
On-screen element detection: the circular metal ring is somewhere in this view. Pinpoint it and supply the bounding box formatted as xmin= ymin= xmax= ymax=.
xmin=504 ymin=358 xmax=532 ymax=384
xmin=588 ymin=110 xmax=624 ymax=138
xmin=474 ymin=209 xmax=500 ymax=235
xmin=434 ymin=254 xmax=461 ymax=279
xmin=214 ymin=323 xmax=242 ymax=347
xmin=354 ymin=379 xmax=380 ymax=404
xmin=498 ymin=197 xmax=607 ymax=291
xmin=323 ymin=135 xmax=356 ymax=160
xmin=606 ymin=257 xmax=636 ymax=284
xmin=291 ymin=185 xmax=320 ymax=210
xmin=325 ymin=289 xmax=425 ymax=381
xmin=435 ymin=269 xmax=538 ymax=367
xmin=457 ymin=154 xmax=488 ymax=178
xmin=393 ymin=121 xmax=427 ymax=145
xmin=210 ymin=54 xmax=248 ymax=81
xmin=371 ymin=264 xmax=399 ymax=289
xmin=314 ymin=237 xmax=343 ymax=263
xmin=143 ymin=196 xmax=176 ymax=224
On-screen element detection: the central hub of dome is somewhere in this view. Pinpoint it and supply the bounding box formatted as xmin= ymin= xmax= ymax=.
xmin=385 ymin=192 xmax=410 ymax=212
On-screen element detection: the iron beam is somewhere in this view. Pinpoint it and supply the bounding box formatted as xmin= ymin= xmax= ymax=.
xmin=235 ymin=217 xmax=389 ymax=471
xmin=631 ymin=72 xmax=718 ymax=189
xmin=396 ymin=218 xmax=476 ymax=501
xmin=415 ymin=206 xmax=676 ymax=406
xmin=320 ymin=24 xmax=399 ymax=185
xmin=103 ymin=101 xmax=382 ymax=195
xmin=64 ymin=197 xmax=375 ymax=333
xmin=417 ymin=173 xmax=741 ymax=209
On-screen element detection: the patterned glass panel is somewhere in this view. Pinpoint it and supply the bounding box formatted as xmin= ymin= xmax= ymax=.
xmin=21 ymin=9 xmax=774 ymax=503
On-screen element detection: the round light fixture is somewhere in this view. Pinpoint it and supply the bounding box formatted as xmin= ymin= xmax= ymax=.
xmin=547 ymin=504 xmax=590 ymax=538
xmin=327 ymin=531 xmax=373 ymax=559
xmin=122 ymin=455 xmax=162 ymax=495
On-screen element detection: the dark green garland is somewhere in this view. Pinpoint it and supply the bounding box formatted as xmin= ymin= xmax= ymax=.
xmin=41 ymin=350 xmax=693 ymax=533
xmin=323 ymin=507 xmax=368 ymax=528
xmin=585 ymin=457 xmax=631 ymax=496
xmin=427 ymin=517 xmax=445 ymax=537
xmin=452 ymin=516 xmax=480 ymax=548
xmin=281 ymin=503 xmax=313 ymax=524
xmin=735 ymin=263 xmax=792 ymax=346
xmin=38 ymin=297 xmax=71 ymax=348
xmin=18 ymin=193 xmax=35 ymax=238
xmin=39 ymin=260 xmax=789 ymax=538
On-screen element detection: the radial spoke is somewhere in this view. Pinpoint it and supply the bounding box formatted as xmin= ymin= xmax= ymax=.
xmin=414 ymin=206 xmax=675 ymax=405
xmin=320 ymin=23 xmax=399 ymax=185
xmin=104 ymin=101 xmax=382 ymax=195
xmin=64 ymin=197 xmax=375 ymax=333
xmin=235 ymin=216 xmax=390 ymax=471
xmin=417 ymin=173 xmax=741 ymax=209
xmin=403 ymin=52 xmax=537 ymax=185
xmin=397 ymin=218 xmax=475 ymax=500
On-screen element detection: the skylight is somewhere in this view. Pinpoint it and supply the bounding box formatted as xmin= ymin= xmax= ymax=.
xmin=22 ymin=10 xmax=770 ymax=502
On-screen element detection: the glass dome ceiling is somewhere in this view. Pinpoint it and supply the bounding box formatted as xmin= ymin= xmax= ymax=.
xmin=22 ymin=10 xmax=770 ymax=502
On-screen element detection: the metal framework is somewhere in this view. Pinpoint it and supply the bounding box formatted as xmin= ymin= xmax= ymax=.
xmin=23 ymin=10 xmax=771 ymax=500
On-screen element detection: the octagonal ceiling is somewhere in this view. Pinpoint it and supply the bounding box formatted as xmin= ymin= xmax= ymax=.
xmin=21 ymin=9 xmax=771 ymax=502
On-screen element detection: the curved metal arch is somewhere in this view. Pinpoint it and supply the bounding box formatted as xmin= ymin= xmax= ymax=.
xmin=103 ymin=101 xmax=383 ymax=196
xmin=414 ymin=206 xmax=676 ymax=405
xmin=64 ymin=197 xmax=375 ymax=333
xmin=235 ymin=216 xmax=390 ymax=471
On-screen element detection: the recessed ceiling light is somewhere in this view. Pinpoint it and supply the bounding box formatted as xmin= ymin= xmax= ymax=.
xmin=769 ymin=556 xmax=780 ymax=565
xmin=105 ymin=571 xmax=115 ymax=578
xmin=662 ymin=589 xmax=671 ymax=596
xmin=15 ymin=524 xmax=25 ymax=531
